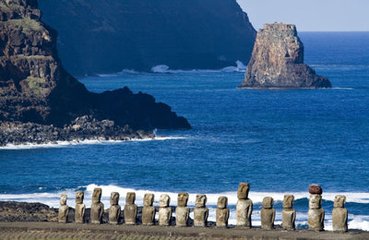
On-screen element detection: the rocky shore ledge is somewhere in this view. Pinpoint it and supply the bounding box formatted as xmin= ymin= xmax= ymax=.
xmin=0 ymin=116 xmax=154 ymax=147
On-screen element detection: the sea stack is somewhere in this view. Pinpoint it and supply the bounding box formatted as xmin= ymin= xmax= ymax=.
xmin=241 ymin=23 xmax=331 ymax=89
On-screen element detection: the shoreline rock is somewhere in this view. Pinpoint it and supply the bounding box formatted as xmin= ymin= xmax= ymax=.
xmin=241 ymin=23 xmax=332 ymax=89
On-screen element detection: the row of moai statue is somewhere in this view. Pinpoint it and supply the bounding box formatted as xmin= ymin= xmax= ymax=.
xmin=58 ymin=184 xmax=348 ymax=232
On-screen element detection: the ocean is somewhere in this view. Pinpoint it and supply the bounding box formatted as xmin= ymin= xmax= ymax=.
xmin=1 ymin=32 xmax=369 ymax=230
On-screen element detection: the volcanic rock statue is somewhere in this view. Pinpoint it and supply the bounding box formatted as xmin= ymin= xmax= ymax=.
xmin=194 ymin=194 xmax=209 ymax=227
xmin=176 ymin=192 xmax=190 ymax=227
xmin=241 ymin=23 xmax=331 ymax=89
xmin=216 ymin=196 xmax=230 ymax=228
xmin=75 ymin=191 xmax=86 ymax=224
xmin=332 ymin=195 xmax=348 ymax=232
xmin=109 ymin=192 xmax=121 ymax=225
xmin=58 ymin=194 xmax=69 ymax=223
xmin=90 ymin=188 xmax=104 ymax=224
xmin=158 ymin=194 xmax=172 ymax=226
xmin=261 ymin=197 xmax=276 ymax=230
xmin=124 ymin=192 xmax=138 ymax=225
xmin=236 ymin=182 xmax=253 ymax=228
xmin=142 ymin=193 xmax=156 ymax=226
xmin=282 ymin=195 xmax=296 ymax=231
xmin=308 ymin=184 xmax=325 ymax=231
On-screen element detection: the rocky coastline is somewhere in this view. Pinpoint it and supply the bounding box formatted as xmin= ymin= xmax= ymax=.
xmin=0 ymin=116 xmax=155 ymax=147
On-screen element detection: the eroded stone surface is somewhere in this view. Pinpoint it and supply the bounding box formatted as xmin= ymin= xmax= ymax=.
xmin=124 ymin=192 xmax=137 ymax=225
xmin=308 ymin=194 xmax=325 ymax=231
xmin=241 ymin=23 xmax=331 ymax=89
xmin=282 ymin=195 xmax=296 ymax=231
xmin=176 ymin=193 xmax=190 ymax=227
xmin=75 ymin=191 xmax=85 ymax=224
xmin=142 ymin=193 xmax=155 ymax=226
xmin=194 ymin=194 xmax=209 ymax=227
xmin=332 ymin=195 xmax=348 ymax=232
xmin=109 ymin=192 xmax=121 ymax=225
xmin=90 ymin=188 xmax=104 ymax=224
xmin=58 ymin=194 xmax=69 ymax=223
xmin=216 ymin=196 xmax=229 ymax=228
xmin=158 ymin=194 xmax=172 ymax=226
xmin=261 ymin=197 xmax=275 ymax=230
xmin=236 ymin=182 xmax=253 ymax=228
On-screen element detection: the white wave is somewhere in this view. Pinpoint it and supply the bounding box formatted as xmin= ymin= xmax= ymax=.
xmin=150 ymin=61 xmax=246 ymax=74
xmin=97 ymin=69 xmax=139 ymax=77
xmin=1 ymin=184 xmax=369 ymax=230
xmin=0 ymin=136 xmax=187 ymax=150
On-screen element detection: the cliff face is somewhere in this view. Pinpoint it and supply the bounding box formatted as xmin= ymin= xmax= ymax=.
xmin=38 ymin=0 xmax=256 ymax=75
xmin=0 ymin=0 xmax=190 ymax=130
xmin=241 ymin=23 xmax=331 ymax=89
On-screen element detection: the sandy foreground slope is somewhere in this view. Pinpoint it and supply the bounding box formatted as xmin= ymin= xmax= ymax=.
xmin=0 ymin=222 xmax=368 ymax=240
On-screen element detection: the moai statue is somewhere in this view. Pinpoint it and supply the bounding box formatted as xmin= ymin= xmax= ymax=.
xmin=142 ymin=193 xmax=156 ymax=226
xmin=282 ymin=195 xmax=296 ymax=231
xmin=75 ymin=191 xmax=86 ymax=224
xmin=216 ymin=196 xmax=230 ymax=228
xmin=158 ymin=194 xmax=172 ymax=226
xmin=109 ymin=192 xmax=121 ymax=225
xmin=58 ymin=194 xmax=69 ymax=223
xmin=176 ymin=192 xmax=190 ymax=227
xmin=308 ymin=184 xmax=325 ymax=231
xmin=236 ymin=182 xmax=253 ymax=228
xmin=90 ymin=188 xmax=104 ymax=224
xmin=124 ymin=192 xmax=138 ymax=225
xmin=261 ymin=197 xmax=276 ymax=230
xmin=332 ymin=195 xmax=348 ymax=232
xmin=194 ymin=194 xmax=209 ymax=227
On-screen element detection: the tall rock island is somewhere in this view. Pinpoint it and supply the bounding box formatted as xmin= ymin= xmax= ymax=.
xmin=241 ymin=23 xmax=331 ymax=89
xmin=0 ymin=0 xmax=190 ymax=145
xmin=38 ymin=0 xmax=256 ymax=75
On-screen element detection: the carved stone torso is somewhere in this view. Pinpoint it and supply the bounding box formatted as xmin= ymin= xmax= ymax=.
xmin=91 ymin=202 xmax=104 ymax=224
xmin=176 ymin=207 xmax=190 ymax=227
xmin=142 ymin=206 xmax=156 ymax=225
xmin=236 ymin=199 xmax=253 ymax=227
xmin=308 ymin=208 xmax=325 ymax=231
xmin=194 ymin=207 xmax=209 ymax=227
xmin=124 ymin=204 xmax=138 ymax=225
xmin=282 ymin=209 xmax=296 ymax=230
xmin=261 ymin=208 xmax=275 ymax=230
xmin=332 ymin=208 xmax=348 ymax=232
xmin=216 ymin=208 xmax=229 ymax=228
xmin=109 ymin=205 xmax=121 ymax=225
xmin=75 ymin=203 xmax=85 ymax=224
xmin=58 ymin=205 xmax=69 ymax=223
xmin=158 ymin=207 xmax=172 ymax=226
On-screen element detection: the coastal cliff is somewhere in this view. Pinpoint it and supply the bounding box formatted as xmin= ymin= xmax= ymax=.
xmin=241 ymin=23 xmax=331 ymax=89
xmin=0 ymin=0 xmax=190 ymax=145
xmin=38 ymin=0 xmax=256 ymax=75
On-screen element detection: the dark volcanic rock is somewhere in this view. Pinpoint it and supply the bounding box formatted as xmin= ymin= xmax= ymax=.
xmin=241 ymin=23 xmax=332 ymax=89
xmin=0 ymin=0 xmax=190 ymax=136
xmin=39 ymin=0 xmax=256 ymax=75
xmin=0 ymin=201 xmax=58 ymax=222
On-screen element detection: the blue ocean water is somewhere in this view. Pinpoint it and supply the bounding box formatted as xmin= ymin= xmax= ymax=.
xmin=1 ymin=32 xmax=369 ymax=229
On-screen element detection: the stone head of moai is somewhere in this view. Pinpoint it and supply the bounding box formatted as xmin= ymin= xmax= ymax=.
xmin=144 ymin=193 xmax=154 ymax=207
xmin=92 ymin=188 xmax=102 ymax=204
xmin=178 ymin=192 xmax=189 ymax=207
xmin=110 ymin=192 xmax=120 ymax=206
xmin=262 ymin=197 xmax=274 ymax=209
xmin=195 ymin=194 xmax=207 ymax=208
xmin=309 ymin=184 xmax=323 ymax=195
xmin=237 ymin=182 xmax=250 ymax=200
xmin=309 ymin=194 xmax=322 ymax=209
xmin=60 ymin=194 xmax=67 ymax=206
xmin=126 ymin=192 xmax=136 ymax=205
xmin=160 ymin=194 xmax=170 ymax=208
xmin=334 ymin=195 xmax=346 ymax=208
xmin=75 ymin=191 xmax=84 ymax=204
xmin=217 ymin=196 xmax=228 ymax=209
xmin=283 ymin=195 xmax=294 ymax=209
